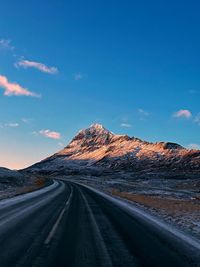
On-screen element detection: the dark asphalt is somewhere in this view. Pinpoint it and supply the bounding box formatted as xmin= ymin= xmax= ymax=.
xmin=0 ymin=180 xmax=200 ymax=267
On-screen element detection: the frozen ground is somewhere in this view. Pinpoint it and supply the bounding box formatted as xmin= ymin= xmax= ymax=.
xmin=0 ymin=169 xmax=51 ymax=200
xmin=61 ymin=173 xmax=200 ymax=240
xmin=1 ymin=168 xmax=200 ymax=240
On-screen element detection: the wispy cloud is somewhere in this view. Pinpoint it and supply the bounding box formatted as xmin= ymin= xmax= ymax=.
xmin=5 ymin=122 xmax=19 ymax=128
xmin=15 ymin=59 xmax=58 ymax=74
xmin=39 ymin=129 xmax=61 ymax=139
xmin=138 ymin=108 xmax=149 ymax=117
xmin=0 ymin=39 xmax=14 ymax=50
xmin=21 ymin=118 xmax=32 ymax=124
xmin=194 ymin=113 xmax=200 ymax=126
xmin=0 ymin=75 xmax=39 ymax=97
xmin=187 ymin=143 xmax=200 ymax=150
xmin=0 ymin=122 xmax=20 ymax=128
xmin=173 ymin=109 xmax=192 ymax=119
xmin=120 ymin=123 xmax=132 ymax=128
xmin=74 ymin=73 xmax=83 ymax=80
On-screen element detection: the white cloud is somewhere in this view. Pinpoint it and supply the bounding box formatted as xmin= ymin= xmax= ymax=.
xmin=0 ymin=75 xmax=39 ymax=97
xmin=0 ymin=39 xmax=14 ymax=50
xmin=5 ymin=123 xmax=19 ymax=128
xmin=187 ymin=144 xmax=200 ymax=150
xmin=15 ymin=59 xmax=58 ymax=74
xmin=0 ymin=122 xmax=20 ymax=128
xmin=120 ymin=123 xmax=132 ymax=128
xmin=39 ymin=129 xmax=61 ymax=139
xmin=138 ymin=108 xmax=149 ymax=117
xmin=74 ymin=73 xmax=83 ymax=80
xmin=173 ymin=109 xmax=192 ymax=119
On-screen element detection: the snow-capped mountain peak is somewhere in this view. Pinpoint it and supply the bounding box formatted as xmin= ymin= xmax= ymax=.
xmin=70 ymin=123 xmax=114 ymax=147
xmin=25 ymin=124 xmax=200 ymax=179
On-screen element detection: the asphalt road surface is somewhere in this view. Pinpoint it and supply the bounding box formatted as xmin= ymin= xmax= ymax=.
xmin=0 ymin=180 xmax=200 ymax=267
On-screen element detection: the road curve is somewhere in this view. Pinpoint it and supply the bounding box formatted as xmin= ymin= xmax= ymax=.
xmin=0 ymin=180 xmax=200 ymax=267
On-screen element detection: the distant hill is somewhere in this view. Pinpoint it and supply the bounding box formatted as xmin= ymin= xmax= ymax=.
xmin=0 ymin=167 xmax=25 ymax=185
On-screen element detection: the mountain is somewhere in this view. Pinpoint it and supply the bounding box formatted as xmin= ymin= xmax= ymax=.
xmin=24 ymin=124 xmax=200 ymax=178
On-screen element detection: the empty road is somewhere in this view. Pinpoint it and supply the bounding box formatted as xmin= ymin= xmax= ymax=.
xmin=0 ymin=180 xmax=200 ymax=267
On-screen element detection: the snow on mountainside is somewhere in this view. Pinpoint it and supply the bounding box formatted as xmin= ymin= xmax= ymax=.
xmin=25 ymin=124 xmax=200 ymax=178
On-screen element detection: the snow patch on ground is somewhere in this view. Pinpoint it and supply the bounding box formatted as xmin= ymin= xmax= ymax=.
xmin=60 ymin=174 xmax=200 ymax=241
xmin=0 ymin=180 xmax=58 ymax=208
xmin=78 ymin=181 xmax=200 ymax=251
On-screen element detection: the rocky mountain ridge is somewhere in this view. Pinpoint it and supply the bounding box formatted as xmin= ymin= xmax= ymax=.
xmin=24 ymin=124 xmax=200 ymax=178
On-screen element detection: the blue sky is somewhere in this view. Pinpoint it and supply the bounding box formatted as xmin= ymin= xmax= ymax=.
xmin=0 ymin=0 xmax=200 ymax=169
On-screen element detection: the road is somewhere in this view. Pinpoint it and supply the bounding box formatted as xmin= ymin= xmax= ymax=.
xmin=0 ymin=180 xmax=200 ymax=267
